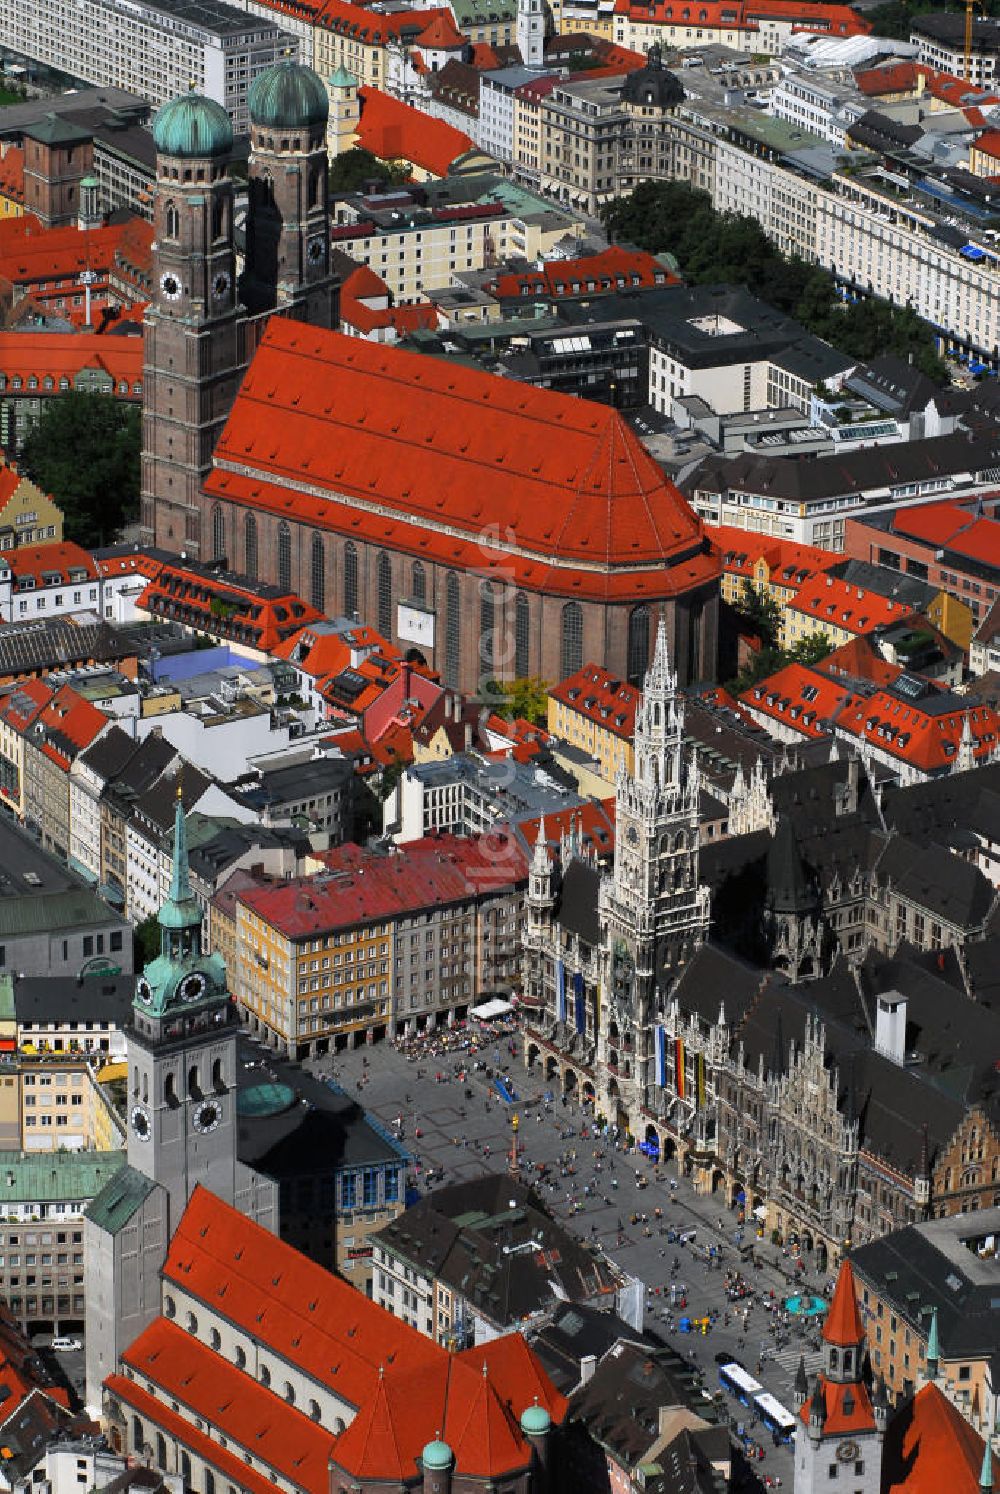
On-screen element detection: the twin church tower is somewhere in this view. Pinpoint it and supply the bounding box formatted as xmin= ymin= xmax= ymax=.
xmin=140 ymin=62 xmax=339 ymax=557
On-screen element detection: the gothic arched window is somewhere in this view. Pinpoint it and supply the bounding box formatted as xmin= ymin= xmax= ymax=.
xmin=308 ymin=165 xmax=323 ymax=210
xmin=445 ymin=572 xmax=461 ymax=688
xmin=515 ymin=592 xmax=530 ymax=679
xmin=344 ymin=541 xmax=358 ymax=617
xmin=311 ymin=534 xmax=325 ymax=613
xmin=377 ymin=551 xmax=392 ymax=637
xmin=212 ymin=505 xmax=226 ymax=562
xmin=627 ymin=605 xmax=650 ymax=685
xmin=211 ymin=192 xmax=225 ymax=240
xmin=412 ymin=560 xmax=426 ymax=604
xmin=560 ymin=601 xmax=583 ymax=680
xmin=244 ymin=514 xmax=258 ymax=579
xmin=164 ymin=200 xmax=179 ymax=239
xmin=479 ymin=580 xmax=494 ymax=680
xmin=278 ymin=521 xmax=292 ymax=593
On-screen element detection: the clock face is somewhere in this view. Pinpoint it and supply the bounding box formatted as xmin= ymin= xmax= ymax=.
xmin=836 ymin=1440 xmax=861 ymax=1463
xmin=135 ymin=976 xmax=153 ymax=1006
xmin=159 ymin=271 xmax=182 ymax=301
xmin=192 ymin=1101 xmax=220 ymax=1135
xmin=178 ymin=972 xmax=208 ymax=1003
xmin=131 ymin=1104 xmax=150 ymax=1141
xmin=307 ymin=236 xmax=324 ymax=264
xmin=212 ymin=269 xmax=231 ymax=301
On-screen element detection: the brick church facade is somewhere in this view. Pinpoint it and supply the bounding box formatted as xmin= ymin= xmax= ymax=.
xmin=140 ymin=70 xmax=720 ymax=694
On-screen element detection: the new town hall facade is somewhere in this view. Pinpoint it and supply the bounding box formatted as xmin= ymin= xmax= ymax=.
xmin=524 ymin=624 xmax=1000 ymax=1270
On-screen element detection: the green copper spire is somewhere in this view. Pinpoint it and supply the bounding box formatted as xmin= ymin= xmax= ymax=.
xmin=159 ymin=785 xmax=201 ymax=932
xmin=926 ymin=1306 xmax=940 ymax=1377
xmin=170 ymin=785 xmax=191 ymax=904
xmin=981 ymin=1436 xmax=993 ymax=1491
xmin=133 ymin=781 xmax=227 ymax=1019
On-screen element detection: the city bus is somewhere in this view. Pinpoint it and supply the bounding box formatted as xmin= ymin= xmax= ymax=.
xmin=718 ymin=1361 xmax=763 ymax=1407
xmin=752 ymin=1391 xmax=798 ymax=1443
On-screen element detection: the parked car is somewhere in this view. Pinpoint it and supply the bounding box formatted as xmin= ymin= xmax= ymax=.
xmin=50 ymin=1337 xmax=81 ymax=1352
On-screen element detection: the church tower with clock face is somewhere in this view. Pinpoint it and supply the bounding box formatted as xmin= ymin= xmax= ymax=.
xmin=128 ymin=786 xmax=238 ymax=1222
xmin=597 ymin=617 xmax=710 ymax=1121
xmin=239 ymin=60 xmax=337 ymax=330
xmin=793 ymin=1259 xmax=886 ymax=1494
xmin=140 ymin=92 xmax=245 ymax=558
xmin=84 ymin=788 xmax=275 ymax=1415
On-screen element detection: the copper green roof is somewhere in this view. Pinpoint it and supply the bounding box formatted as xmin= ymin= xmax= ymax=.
xmin=153 ymin=93 xmax=233 ymax=159
xmin=86 ymin=1162 xmax=155 ymax=1234
xmin=248 ymin=61 xmax=329 ymax=129
xmin=0 ymin=1149 xmax=126 ymax=1204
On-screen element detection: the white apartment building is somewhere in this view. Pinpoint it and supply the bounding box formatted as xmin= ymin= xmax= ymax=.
xmin=668 ymin=93 xmax=1000 ymax=364
xmin=479 ymin=66 xmax=539 ymax=163
xmin=768 ymin=71 xmax=866 ymax=145
xmin=0 ymin=0 xmax=296 ymax=132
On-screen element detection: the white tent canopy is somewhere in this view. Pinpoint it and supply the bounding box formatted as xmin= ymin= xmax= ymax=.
xmin=470 ymin=998 xmax=513 ymax=1020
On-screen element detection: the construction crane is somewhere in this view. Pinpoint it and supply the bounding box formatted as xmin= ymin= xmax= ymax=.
xmin=965 ymin=0 xmax=981 ymax=84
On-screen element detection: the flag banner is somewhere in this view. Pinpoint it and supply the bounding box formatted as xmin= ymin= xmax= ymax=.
xmin=656 ymin=1026 xmax=667 ymax=1088
xmin=697 ymin=1049 xmax=705 ymax=1109
xmin=676 ymin=1038 xmax=686 ymax=1099
xmin=556 ymin=961 xmax=566 ymax=1024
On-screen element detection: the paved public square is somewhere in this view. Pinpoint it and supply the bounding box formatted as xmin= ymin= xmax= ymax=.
xmin=298 ymin=1023 xmax=836 ymax=1490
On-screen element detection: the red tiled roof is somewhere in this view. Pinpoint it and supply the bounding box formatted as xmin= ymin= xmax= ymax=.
xmin=152 ymin=1188 xmax=564 ymax=1484
xmin=205 ymin=320 xmax=718 ymax=604
xmin=549 ymin=662 xmax=641 ymax=740
xmin=855 ymin=60 xmax=919 ymax=94
xmin=356 ymin=86 xmax=475 ymax=176
xmin=974 ymin=128 xmax=1000 ymax=159
xmin=787 ymin=574 xmax=913 ymax=635
xmin=798 ymin=1377 xmax=876 ymax=1436
xmin=121 ymin=1321 xmax=335 ymax=1489
xmin=817 ymin=635 xmax=906 ymax=690
xmin=27 ymin=682 xmax=108 ymax=771
xmin=823 ymin=1259 xmax=864 ymax=1347
xmin=0 ymin=148 xmax=24 ymax=206
xmin=2 ymin=540 xmax=97 ymax=587
xmin=519 ymin=798 xmax=617 ymax=860
xmin=0 ymin=678 xmax=52 ymax=732
xmin=137 ymin=562 xmax=323 ymax=653
xmin=836 ymin=691 xmax=999 ymax=773
xmin=97 ymin=550 xmax=164 ymax=581
xmin=613 ymin=0 xmax=870 ymax=35
xmin=318 ymin=0 xmax=453 ymax=41
xmin=0 ymin=215 xmax=152 ymax=294
xmin=417 ymin=10 xmax=466 ymax=45
xmin=741 ymin=663 xmax=855 ymax=739
xmin=107 ymin=1377 xmax=294 ymax=1494
xmin=340 ymin=265 xmax=439 ymax=337
xmin=0 ymin=468 xmax=19 ymax=509
xmin=0 ymin=331 xmax=143 ymax=395
xmin=883 ymin=1382 xmax=1000 ymax=1494
xmin=241 ymin=832 xmax=527 ymax=938
xmin=888 ymin=497 xmax=976 ymax=548
xmin=486 ymin=246 xmax=678 ymax=301
xmin=712 ymin=524 xmax=833 ymax=586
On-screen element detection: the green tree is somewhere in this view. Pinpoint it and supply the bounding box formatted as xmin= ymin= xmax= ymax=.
xmin=134 ymin=915 xmax=160 ymax=969
xmin=19 ymin=390 xmax=140 ymax=546
xmin=328 ymin=148 xmax=410 ymax=196
xmin=601 ymin=182 xmax=948 ymax=382
xmin=733 ymin=581 xmax=783 ymax=649
xmin=497 ymin=675 xmax=550 ymax=725
xmin=790 ymin=632 xmax=833 ymax=666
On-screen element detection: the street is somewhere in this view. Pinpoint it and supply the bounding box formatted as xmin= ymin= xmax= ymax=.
xmin=300 ymin=1026 xmax=833 ymax=1491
